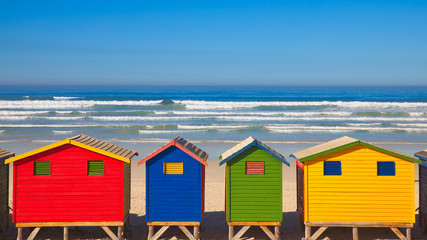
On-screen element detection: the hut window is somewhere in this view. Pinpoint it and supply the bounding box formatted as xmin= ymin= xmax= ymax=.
xmin=324 ymin=161 xmax=341 ymax=175
xmin=245 ymin=161 xmax=264 ymax=175
xmin=34 ymin=161 xmax=51 ymax=175
xmin=88 ymin=161 xmax=104 ymax=175
xmin=377 ymin=161 xmax=395 ymax=176
xmin=164 ymin=162 xmax=183 ymax=175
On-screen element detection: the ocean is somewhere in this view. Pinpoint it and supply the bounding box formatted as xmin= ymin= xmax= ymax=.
xmin=0 ymin=85 xmax=426 ymax=158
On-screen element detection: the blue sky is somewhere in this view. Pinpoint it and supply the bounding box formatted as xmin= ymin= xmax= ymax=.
xmin=1 ymin=1 xmax=426 ymax=86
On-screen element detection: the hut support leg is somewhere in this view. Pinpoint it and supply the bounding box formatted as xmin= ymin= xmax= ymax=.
xmin=406 ymin=228 xmax=411 ymax=240
xmin=352 ymin=227 xmax=358 ymax=240
xmin=101 ymin=226 xmax=119 ymax=240
xmin=27 ymin=227 xmax=40 ymax=240
xmin=274 ymin=226 xmax=280 ymax=239
xmin=193 ymin=225 xmax=200 ymax=240
xmin=260 ymin=226 xmax=278 ymax=240
xmin=150 ymin=226 xmax=168 ymax=240
xmin=390 ymin=227 xmax=409 ymax=240
xmin=118 ymin=226 xmax=123 ymax=240
xmin=304 ymin=225 xmax=311 ymax=240
xmin=178 ymin=226 xmax=196 ymax=240
xmin=17 ymin=227 xmax=23 ymax=240
xmin=309 ymin=226 xmax=327 ymax=240
xmin=63 ymin=227 xmax=68 ymax=240
xmin=148 ymin=226 xmax=154 ymax=240
xmin=231 ymin=226 xmax=250 ymax=240
xmin=228 ymin=225 xmax=233 ymax=240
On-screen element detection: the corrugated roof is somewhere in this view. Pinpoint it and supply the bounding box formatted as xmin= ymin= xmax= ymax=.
xmin=219 ymin=136 xmax=289 ymax=166
xmin=291 ymin=136 xmax=420 ymax=164
xmin=70 ymin=134 xmax=138 ymax=160
xmin=138 ymin=137 xmax=209 ymax=166
xmin=5 ymin=135 xmax=138 ymax=164
xmin=415 ymin=150 xmax=427 ymax=161
xmin=291 ymin=136 xmax=358 ymax=161
xmin=174 ymin=136 xmax=208 ymax=161
xmin=0 ymin=148 xmax=14 ymax=160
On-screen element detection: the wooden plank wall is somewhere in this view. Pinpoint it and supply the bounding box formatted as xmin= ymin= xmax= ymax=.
xmin=227 ymin=146 xmax=282 ymax=222
xmin=14 ymin=144 xmax=124 ymax=223
xmin=305 ymin=145 xmax=415 ymax=223
xmin=420 ymin=165 xmax=427 ymax=215
xmin=296 ymin=162 xmax=304 ymax=216
xmin=0 ymin=158 xmax=8 ymax=224
xmin=123 ymin=161 xmax=130 ymax=219
xmin=146 ymin=146 xmax=202 ymax=222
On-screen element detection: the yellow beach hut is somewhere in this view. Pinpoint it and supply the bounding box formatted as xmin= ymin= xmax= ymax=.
xmin=290 ymin=136 xmax=420 ymax=240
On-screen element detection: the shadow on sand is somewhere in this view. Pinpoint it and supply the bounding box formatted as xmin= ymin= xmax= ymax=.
xmin=2 ymin=212 xmax=427 ymax=240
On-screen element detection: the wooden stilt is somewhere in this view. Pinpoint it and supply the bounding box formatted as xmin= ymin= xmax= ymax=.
xmin=390 ymin=227 xmax=408 ymax=240
xmin=27 ymin=227 xmax=40 ymax=240
xmin=118 ymin=226 xmax=123 ymax=240
xmin=146 ymin=222 xmax=201 ymax=240
xmin=231 ymin=225 xmax=250 ymax=240
xmin=274 ymin=225 xmax=280 ymax=239
xmin=193 ymin=225 xmax=200 ymax=240
xmin=310 ymin=226 xmax=327 ymax=240
xmin=228 ymin=225 xmax=233 ymax=240
xmin=352 ymin=227 xmax=358 ymax=240
xmin=101 ymin=226 xmax=119 ymax=240
xmin=305 ymin=225 xmax=311 ymax=240
xmin=150 ymin=226 xmax=168 ymax=240
xmin=260 ymin=226 xmax=278 ymax=240
xmin=17 ymin=227 xmax=23 ymax=240
xmin=406 ymin=228 xmax=411 ymax=240
xmin=63 ymin=227 xmax=69 ymax=240
xmin=148 ymin=226 xmax=154 ymax=240
xmin=178 ymin=226 xmax=196 ymax=240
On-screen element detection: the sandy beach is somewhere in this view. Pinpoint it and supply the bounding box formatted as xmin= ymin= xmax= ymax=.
xmin=4 ymin=158 xmax=425 ymax=240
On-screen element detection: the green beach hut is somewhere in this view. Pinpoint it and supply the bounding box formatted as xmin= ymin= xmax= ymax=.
xmin=219 ymin=136 xmax=289 ymax=240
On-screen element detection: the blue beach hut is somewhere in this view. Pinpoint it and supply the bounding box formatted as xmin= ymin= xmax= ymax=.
xmin=138 ymin=137 xmax=208 ymax=240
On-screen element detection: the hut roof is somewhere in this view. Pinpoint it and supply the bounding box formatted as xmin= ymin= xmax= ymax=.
xmin=415 ymin=150 xmax=427 ymax=162
xmin=0 ymin=148 xmax=15 ymax=160
xmin=219 ymin=136 xmax=289 ymax=166
xmin=5 ymin=134 xmax=138 ymax=164
xmin=291 ymin=136 xmax=421 ymax=164
xmin=138 ymin=137 xmax=208 ymax=166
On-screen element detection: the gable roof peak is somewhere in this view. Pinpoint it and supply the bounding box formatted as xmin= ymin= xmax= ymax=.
xmin=5 ymin=134 xmax=138 ymax=164
xmin=138 ymin=137 xmax=209 ymax=166
xmin=291 ymin=136 xmax=420 ymax=164
xmin=219 ymin=136 xmax=289 ymax=166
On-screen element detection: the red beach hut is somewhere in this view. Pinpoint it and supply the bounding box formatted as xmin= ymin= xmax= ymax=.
xmin=5 ymin=135 xmax=138 ymax=240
